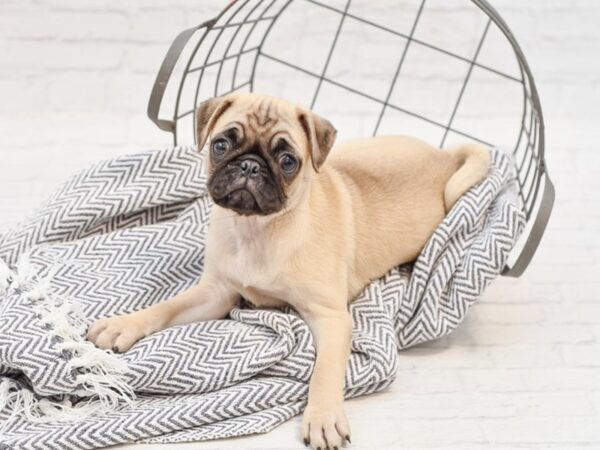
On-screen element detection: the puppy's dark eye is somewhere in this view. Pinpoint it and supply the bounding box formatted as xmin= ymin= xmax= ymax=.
xmin=279 ymin=153 xmax=298 ymax=174
xmin=211 ymin=138 xmax=230 ymax=157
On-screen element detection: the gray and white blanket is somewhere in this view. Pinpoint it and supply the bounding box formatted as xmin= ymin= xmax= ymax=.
xmin=0 ymin=146 xmax=524 ymax=450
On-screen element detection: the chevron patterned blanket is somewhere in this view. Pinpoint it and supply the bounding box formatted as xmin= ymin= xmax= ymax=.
xmin=0 ymin=146 xmax=523 ymax=449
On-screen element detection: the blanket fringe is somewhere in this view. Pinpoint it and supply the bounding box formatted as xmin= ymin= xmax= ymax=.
xmin=0 ymin=377 xmax=134 ymax=425
xmin=0 ymin=256 xmax=135 ymax=429
xmin=0 ymin=258 xmax=12 ymax=297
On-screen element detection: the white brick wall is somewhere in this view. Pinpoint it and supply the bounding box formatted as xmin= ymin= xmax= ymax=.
xmin=1 ymin=1 xmax=599 ymax=448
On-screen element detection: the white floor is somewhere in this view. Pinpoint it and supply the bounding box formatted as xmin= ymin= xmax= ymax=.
xmin=113 ymin=148 xmax=600 ymax=448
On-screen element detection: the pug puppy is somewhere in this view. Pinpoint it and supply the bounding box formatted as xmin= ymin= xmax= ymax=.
xmin=88 ymin=93 xmax=489 ymax=450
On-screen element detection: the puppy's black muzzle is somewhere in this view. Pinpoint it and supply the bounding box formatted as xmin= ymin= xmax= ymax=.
xmin=208 ymin=153 xmax=284 ymax=216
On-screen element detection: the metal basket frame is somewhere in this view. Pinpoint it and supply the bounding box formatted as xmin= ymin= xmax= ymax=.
xmin=147 ymin=0 xmax=555 ymax=277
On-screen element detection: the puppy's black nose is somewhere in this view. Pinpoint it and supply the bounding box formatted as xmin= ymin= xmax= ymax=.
xmin=240 ymin=159 xmax=260 ymax=177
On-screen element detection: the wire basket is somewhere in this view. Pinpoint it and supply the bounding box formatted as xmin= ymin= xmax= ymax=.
xmin=147 ymin=0 xmax=555 ymax=277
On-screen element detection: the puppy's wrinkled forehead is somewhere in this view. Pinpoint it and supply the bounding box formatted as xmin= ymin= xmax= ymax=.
xmin=246 ymin=98 xmax=279 ymax=129
xmin=214 ymin=95 xmax=303 ymax=150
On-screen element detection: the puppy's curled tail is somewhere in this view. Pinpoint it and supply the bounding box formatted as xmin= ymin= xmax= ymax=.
xmin=444 ymin=143 xmax=490 ymax=212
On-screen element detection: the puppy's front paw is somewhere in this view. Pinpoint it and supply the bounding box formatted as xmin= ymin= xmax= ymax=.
xmin=86 ymin=314 xmax=147 ymax=353
xmin=302 ymin=402 xmax=351 ymax=450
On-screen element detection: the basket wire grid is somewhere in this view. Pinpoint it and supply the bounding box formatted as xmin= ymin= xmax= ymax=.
xmin=148 ymin=0 xmax=555 ymax=277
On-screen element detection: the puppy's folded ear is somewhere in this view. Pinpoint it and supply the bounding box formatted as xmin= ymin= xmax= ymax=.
xmin=195 ymin=96 xmax=235 ymax=150
xmin=297 ymin=108 xmax=337 ymax=171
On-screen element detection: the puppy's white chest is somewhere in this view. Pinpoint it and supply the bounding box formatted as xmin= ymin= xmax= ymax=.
xmin=207 ymin=213 xmax=291 ymax=307
xmin=225 ymin=253 xmax=288 ymax=307
xmin=228 ymin=251 xmax=271 ymax=288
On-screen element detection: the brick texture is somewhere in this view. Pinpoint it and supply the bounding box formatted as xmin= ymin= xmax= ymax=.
xmin=1 ymin=1 xmax=599 ymax=448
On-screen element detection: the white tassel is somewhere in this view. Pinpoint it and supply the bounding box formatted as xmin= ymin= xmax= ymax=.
xmin=12 ymin=255 xmax=36 ymax=291
xmin=0 ymin=378 xmax=131 ymax=428
xmin=26 ymin=274 xmax=51 ymax=302
xmin=0 ymin=257 xmax=136 ymax=429
xmin=0 ymin=258 xmax=14 ymax=296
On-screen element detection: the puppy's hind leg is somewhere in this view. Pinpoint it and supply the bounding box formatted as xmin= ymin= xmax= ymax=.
xmin=87 ymin=273 xmax=239 ymax=352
